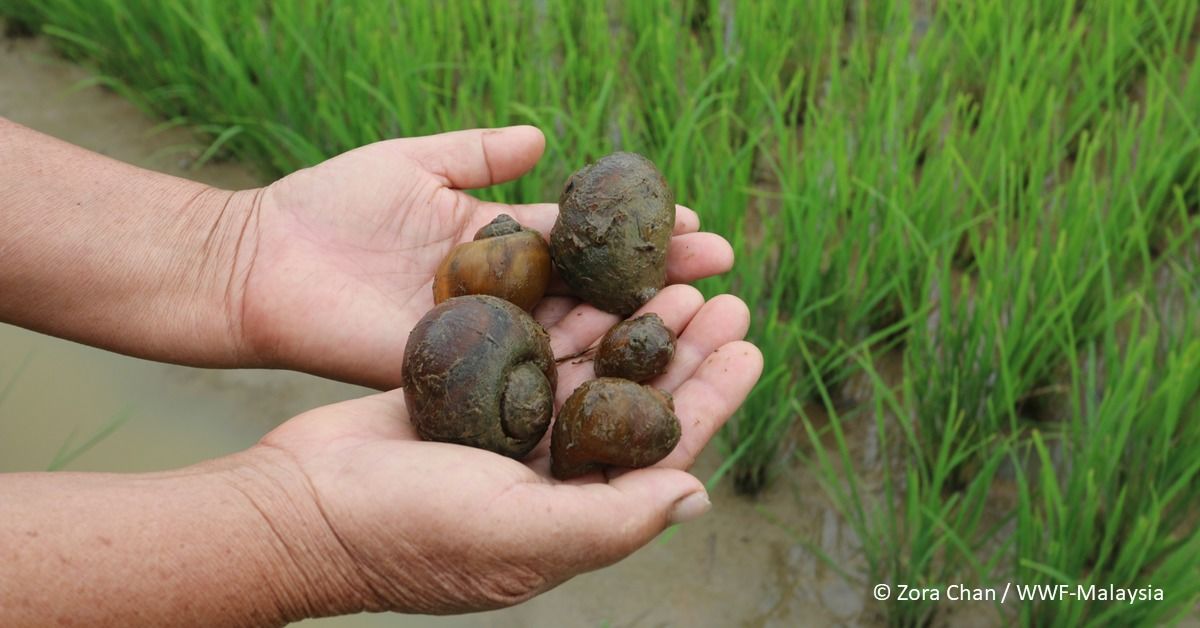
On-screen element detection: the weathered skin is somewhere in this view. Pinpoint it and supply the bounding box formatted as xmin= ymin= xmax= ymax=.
xmin=550 ymin=378 xmax=681 ymax=479
xmin=551 ymin=152 xmax=675 ymax=316
xmin=433 ymin=214 xmax=551 ymax=312
xmin=401 ymin=295 xmax=557 ymax=458
xmin=593 ymin=313 xmax=676 ymax=382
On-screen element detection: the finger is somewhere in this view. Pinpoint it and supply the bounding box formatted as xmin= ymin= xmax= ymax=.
xmin=545 ymin=303 xmax=619 ymax=365
xmin=532 ymin=296 xmax=579 ymax=330
xmin=489 ymin=203 xmax=703 ymax=240
xmin=635 ymin=284 xmax=706 ymax=345
xmin=665 ymin=232 xmax=735 ymax=284
xmin=524 ymin=286 xmax=706 ymax=462
xmin=659 ymin=340 xmax=763 ymax=470
xmin=492 ymin=202 xmax=557 ymax=236
xmin=675 ymin=205 xmax=701 ymax=233
xmin=546 ymin=283 xmax=703 ymax=367
xmin=565 ymin=296 xmax=750 ymax=479
xmin=651 ymin=294 xmax=751 ymax=392
xmin=513 ymin=468 xmax=708 ymax=572
xmin=399 ymin=126 xmax=546 ymax=189
xmin=548 ymin=285 xmax=705 ymax=411
xmin=543 ymin=229 xmax=731 ymax=295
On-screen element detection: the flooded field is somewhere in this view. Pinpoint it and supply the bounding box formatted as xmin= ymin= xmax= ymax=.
xmin=0 ymin=34 xmax=856 ymax=627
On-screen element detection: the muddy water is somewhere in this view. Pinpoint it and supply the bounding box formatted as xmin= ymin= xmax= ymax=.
xmin=0 ymin=35 xmax=857 ymax=627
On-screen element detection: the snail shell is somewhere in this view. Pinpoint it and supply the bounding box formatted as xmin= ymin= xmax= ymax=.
xmin=551 ymin=152 xmax=675 ymax=316
xmin=594 ymin=313 xmax=676 ymax=382
xmin=550 ymin=378 xmax=681 ymax=479
xmin=401 ymin=295 xmax=557 ymax=458
xmin=433 ymin=214 xmax=551 ymax=312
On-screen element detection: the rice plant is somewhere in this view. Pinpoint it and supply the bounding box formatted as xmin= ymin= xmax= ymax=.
xmin=3 ymin=0 xmax=1198 ymax=623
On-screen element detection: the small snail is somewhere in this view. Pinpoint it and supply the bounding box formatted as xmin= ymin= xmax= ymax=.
xmin=434 ymin=214 xmax=551 ymax=312
xmin=551 ymin=152 xmax=675 ymax=316
xmin=594 ymin=313 xmax=676 ymax=382
xmin=550 ymin=378 xmax=681 ymax=479
xmin=401 ymin=295 xmax=557 ymax=458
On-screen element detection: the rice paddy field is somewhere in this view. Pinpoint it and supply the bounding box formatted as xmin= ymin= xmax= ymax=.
xmin=3 ymin=0 xmax=1198 ymax=625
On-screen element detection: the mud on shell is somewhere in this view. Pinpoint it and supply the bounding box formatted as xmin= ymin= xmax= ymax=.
xmin=594 ymin=313 xmax=676 ymax=382
xmin=551 ymin=152 xmax=675 ymax=316
xmin=550 ymin=377 xmax=681 ymax=479
xmin=401 ymin=295 xmax=557 ymax=458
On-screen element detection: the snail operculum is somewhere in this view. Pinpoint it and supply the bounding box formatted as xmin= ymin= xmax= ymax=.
xmin=550 ymin=378 xmax=681 ymax=480
xmin=550 ymin=152 xmax=675 ymax=316
xmin=401 ymin=295 xmax=557 ymax=458
xmin=500 ymin=361 xmax=553 ymax=441
xmin=433 ymin=214 xmax=551 ymax=312
xmin=594 ymin=313 xmax=676 ymax=382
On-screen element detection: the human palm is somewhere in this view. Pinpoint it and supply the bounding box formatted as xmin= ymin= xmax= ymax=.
xmin=238 ymin=127 xmax=733 ymax=389
xmin=260 ymin=282 xmax=762 ymax=613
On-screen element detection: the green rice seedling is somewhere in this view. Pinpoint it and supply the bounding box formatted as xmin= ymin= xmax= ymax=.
xmin=900 ymin=0 xmax=1199 ymax=478
xmin=1011 ymin=314 xmax=1200 ymax=627
xmin=710 ymin=202 xmax=802 ymax=492
xmin=798 ymin=342 xmax=1013 ymax=627
xmin=0 ymin=351 xmax=33 ymax=410
xmin=717 ymin=314 xmax=799 ymax=494
xmin=0 ymin=351 xmax=131 ymax=470
xmin=718 ymin=0 xmax=964 ymax=493
xmin=44 ymin=408 xmax=134 ymax=471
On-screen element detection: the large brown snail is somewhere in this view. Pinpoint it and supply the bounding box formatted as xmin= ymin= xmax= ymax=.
xmin=593 ymin=313 xmax=676 ymax=382
xmin=550 ymin=378 xmax=681 ymax=479
xmin=550 ymin=152 xmax=675 ymax=316
xmin=433 ymin=214 xmax=551 ymax=312
xmin=401 ymin=295 xmax=556 ymax=458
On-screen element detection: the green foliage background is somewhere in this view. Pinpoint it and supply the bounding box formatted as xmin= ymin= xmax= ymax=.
xmin=3 ymin=1 xmax=1198 ymax=625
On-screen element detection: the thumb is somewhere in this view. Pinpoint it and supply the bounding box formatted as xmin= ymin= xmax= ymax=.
xmin=397 ymin=126 xmax=546 ymax=190
xmin=527 ymin=468 xmax=710 ymax=573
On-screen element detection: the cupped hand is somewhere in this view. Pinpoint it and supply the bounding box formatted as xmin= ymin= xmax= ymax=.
xmin=253 ymin=287 xmax=762 ymax=615
xmin=234 ymin=126 xmax=734 ymax=388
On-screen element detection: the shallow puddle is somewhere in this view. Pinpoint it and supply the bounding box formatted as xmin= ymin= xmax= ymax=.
xmin=0 ymin=34 xmax=857 ymax=627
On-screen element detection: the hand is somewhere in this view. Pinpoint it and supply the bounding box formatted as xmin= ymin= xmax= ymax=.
xmin=234 ymin=126 xmax=735 ymax=388
xmin=252 ymin=286 xmax=763 ymax=615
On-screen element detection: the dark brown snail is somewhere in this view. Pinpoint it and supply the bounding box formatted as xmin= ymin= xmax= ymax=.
xmin=550 ymin=378 xmax=681 ymax=479
xmin=433 ymin=214 xmax=551 ymax=312
xmin=551 ymin=152 xmax=675 ymax=316
xmin=594 ymin=313 xmax=676 ymax=382
xmin=401 ymin=294 xmax=557 ymax=458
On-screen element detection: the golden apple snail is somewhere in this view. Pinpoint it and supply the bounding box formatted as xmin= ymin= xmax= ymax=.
xmin=593 ymin=313 xmax=676 ymax=382
xmin=401 ymin=295 xmax=557 ymax=458
xmin=433 ymin=214 xmax=551 ymax=312
xmin=550 ymin=152 xmax=675 ymax=316
xmin=550 ymin=378 xmax=681 ymax=479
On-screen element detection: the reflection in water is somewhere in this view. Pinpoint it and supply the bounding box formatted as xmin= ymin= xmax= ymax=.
xmin=0 ymin=324 xmax=368 ymax=473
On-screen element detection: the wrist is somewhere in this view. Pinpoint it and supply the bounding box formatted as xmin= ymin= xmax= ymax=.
xmin=209 ymin=445 xmax=382 ymax=621
xmin=0 ymin=121 xmax=271 ymax=367
xmin=0 ymin=449 xmax=370 ymax=626
xmin=191 ymin=185 xmax=270 ymax=368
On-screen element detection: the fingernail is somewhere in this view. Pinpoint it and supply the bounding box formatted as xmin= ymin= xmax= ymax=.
xmin=669 ymin=491 xmax=711 ymax=525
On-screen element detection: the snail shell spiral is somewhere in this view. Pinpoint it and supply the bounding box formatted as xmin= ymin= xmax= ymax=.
xmin=402 ymin=295 xmax=557 ymax=458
